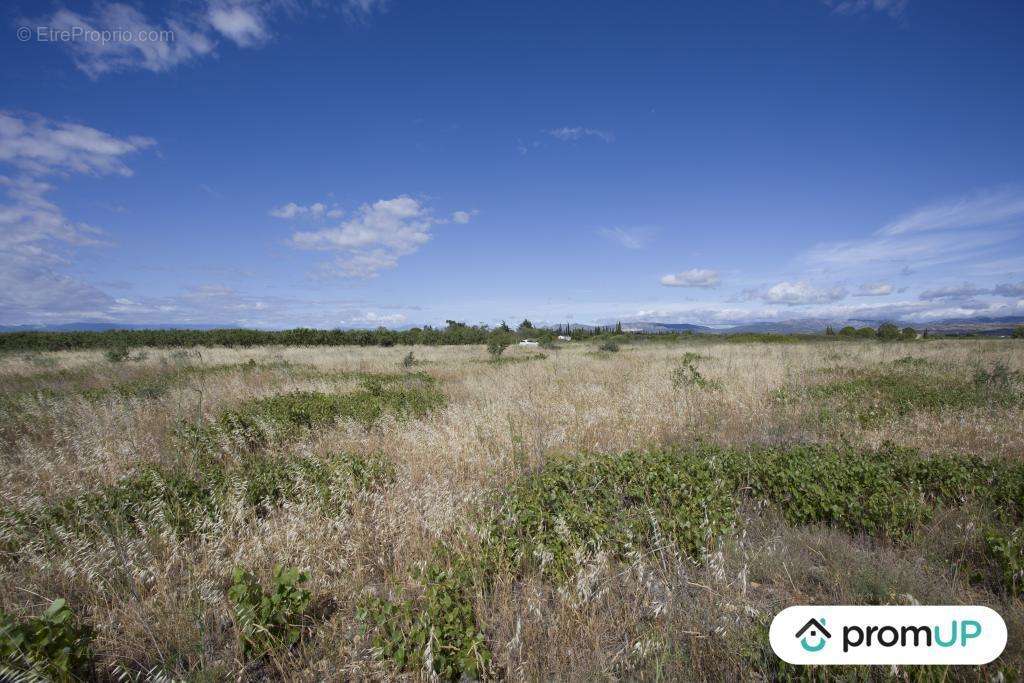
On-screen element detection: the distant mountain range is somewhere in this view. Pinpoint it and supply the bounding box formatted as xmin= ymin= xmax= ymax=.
xmin=622 ymin=316 xmax=1024 ymax=336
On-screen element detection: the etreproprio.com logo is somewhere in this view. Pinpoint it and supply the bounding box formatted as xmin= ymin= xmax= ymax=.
xmin=770 ymin=606 xmax=1007 ymax=665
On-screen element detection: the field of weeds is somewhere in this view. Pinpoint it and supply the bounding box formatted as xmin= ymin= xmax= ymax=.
xmin=1 ymin=338 xmax=1022 ymax=680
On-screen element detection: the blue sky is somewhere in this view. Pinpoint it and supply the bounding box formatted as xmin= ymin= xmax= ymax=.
xmin=2 ymin=0 xmax=1023 ymax=328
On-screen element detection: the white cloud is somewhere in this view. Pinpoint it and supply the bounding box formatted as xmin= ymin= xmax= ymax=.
xmin=600 ymin=227 xmax=653 ymax=250
xmin=208 ymin=3 xmax=268 ymax=47
xmin=451 ymin=210 xmax=476 ymax=224
xmin=41 ymin=4 xmax=215 ymax=78
xmin=34 ymin=0 xmax=388 ymax=78
xmin=660 ymin=269 xmax=720 ymax=288
xmin=881 ymin=186 xmax=1024 ymax=236
xmin=822 ymin=0 xmax=908 ymax=18
xmin=853 ymin=282 xmax=893 ymax=297
xmin=290 ymin=195 xmax=445 ymax=277
xmin=753 ymin=281 xmax=847 ymax=305
xmin=0 ymin=112 xmax=155 ymax=177
xmin=270 ymin=201 xmax=343 ymax=220
xmin=0 ymin=112 xmax=154 ymax=324
xmin=546 ymin=127 xmax=615 ymax=143
xmin=918 ymin=282 xmax=989 ymax=301
xmin=993 ymin=281 xmax=1024 ymax=297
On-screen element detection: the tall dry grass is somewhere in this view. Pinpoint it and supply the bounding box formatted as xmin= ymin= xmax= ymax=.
xmin=1 ymin=338 xmax=1021 ymax=679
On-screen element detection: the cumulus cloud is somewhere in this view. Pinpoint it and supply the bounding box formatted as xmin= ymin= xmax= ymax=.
xmin=600 ymin=227 xmax=653 ymax=250
xmin=290 ymin=196 xmax=464 ymax=278
xmin=853 ymin=282 xmax=894 ymax=297
xmin=546 ymin=127 xmax=615 ymax=143
xmin=660 ymin=269 xmax=720 ymax=288
xmin=451 ymin=210 xmax=476 ymax=224
xmin=752 ymin=281 xmax=847 ymax=305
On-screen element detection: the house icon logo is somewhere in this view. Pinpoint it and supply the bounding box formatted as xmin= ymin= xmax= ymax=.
xmin=795 ymin=617 xmax=831 ymax=653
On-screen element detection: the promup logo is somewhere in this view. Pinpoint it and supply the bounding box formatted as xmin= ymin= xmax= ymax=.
xmin=770 ymin=606 xmax=1006 ymax=665
xmin=795 ymin=618 xmax=831 ymax=653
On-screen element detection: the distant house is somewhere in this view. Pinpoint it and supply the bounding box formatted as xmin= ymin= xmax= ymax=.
xmin=557 ymin=335 xmax=571 ymax=341
xmin=518 ymin=339 xmax=539 ymax=347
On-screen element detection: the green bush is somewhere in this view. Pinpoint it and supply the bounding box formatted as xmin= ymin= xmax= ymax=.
xmin=722 ymin=446 xmax=931 ymax=539
xmin=486 ymin=330 xmax=515 ymax=359
xmin=599 ymin=340 xmax=619 ymax=352
xmin=210 ymin=375 xmax=445 ymax=449
xmin=480 ymin=450 xmax=737 ymax=583
xmin=809 ymin=363 xmax=1021 ymax=427
xmin=104 ymin=345 xmax=130 ymax=363
xmin=1 ymin=451 xmax=394 ymax=553
xmin=358 ymin=555 xmax=490 ymax=681
xmin=671 ymin=360 xmax=719 ymax=390
xmin=876 ymin=322 xmax=901 ymax=340
xmin=985 ymin=526 xmax=1024 ymax=596
xmin=0 ymin=599 xmax=94 ymax=681
xmin=228 ymin=565 xmax=311 ymax=658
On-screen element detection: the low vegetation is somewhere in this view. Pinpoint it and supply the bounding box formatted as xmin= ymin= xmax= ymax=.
xmin=0 ymin=339 xmax=1021 ymax=679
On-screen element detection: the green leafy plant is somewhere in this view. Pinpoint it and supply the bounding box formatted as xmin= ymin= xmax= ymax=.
xmin=358 ymin=555 xmax=490 ymax=681
xmin=228 ymin=565 xmax=311 ymax=659
xmin=985 ymin=526 xmax=1024 ymax=595
xmin=402 ymin=350 xmax=416 ymax=368
xmin=481 ymin=450 xmax=736 ymax=583
xmin=671 ymin=360 xmax=719 ymax=390
xmin=599 ymin=340 xmax=619 ymax=352
xmin=0 ymin=599 xmax=94 ymax=682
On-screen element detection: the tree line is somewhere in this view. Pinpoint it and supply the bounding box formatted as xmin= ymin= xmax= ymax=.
xmin=1 ymin=320 xmax=1018 ymax=353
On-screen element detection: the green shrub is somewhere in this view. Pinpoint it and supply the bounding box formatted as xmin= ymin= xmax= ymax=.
xmin=228 ymin=565 xmax=311 ymax=658
xmin=480 ymin=450 xmax=736 ymax=583
xmin=0 ymin=599 xmax=94 ymax=681
xmin=722 ymin=446 xmax=931 ymax=539
xmin=1 ymin=452 xmax=394 ymax=553
xmin=358 ymin=554 xmax=490 ymax=681
xmin=876 ymin=322 xmax=901 ymax=340
xmin=402 ymin=351 xmax=416 ymax=368
xmin=486 ymin=330 xmax=515 ymax=359
xmin=810 ymin=364 xmax=1021 ymax=427
xmin=671 ymin=360 xmax=719 ymax=390
xmin=985 ymin=526 xmax=1024 ymax=595
xmin=104 ymin=345 xmax=130 ymax=363
xmin=599 ymin=340 xmax=619 ymax=352
xmin=210 ymin=375 xmax=445 ymax=449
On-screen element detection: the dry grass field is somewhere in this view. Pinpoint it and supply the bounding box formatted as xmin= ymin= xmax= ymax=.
xmin=1 ymin=338 xmax=1022 ymax=680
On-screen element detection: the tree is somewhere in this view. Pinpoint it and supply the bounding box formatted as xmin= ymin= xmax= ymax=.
xmin=856 ymin=327 xmax=876 ymax=339
xmin=487 ymin=330 xmax=515 ymax=359
xmin=614 ymin=321 xmax=623 ymax=334
xmin=901 ymin=327 xmax=918 ymax=340
xmin=1013 ymin=326 xmax=1024 ymax=339
xmin=876 ymin=322 xmax=901 ymax=340
xmin=517 ymin=319 xmax=534 ymax=334
xmin=838 ymin=326 xmax=856 ymax=337
xmin=825 ymin=325 xmax=835 ymax=336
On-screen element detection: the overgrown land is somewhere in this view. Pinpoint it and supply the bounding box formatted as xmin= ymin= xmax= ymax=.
xmin=1 ymin=332 xmax=1022 ymax=680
